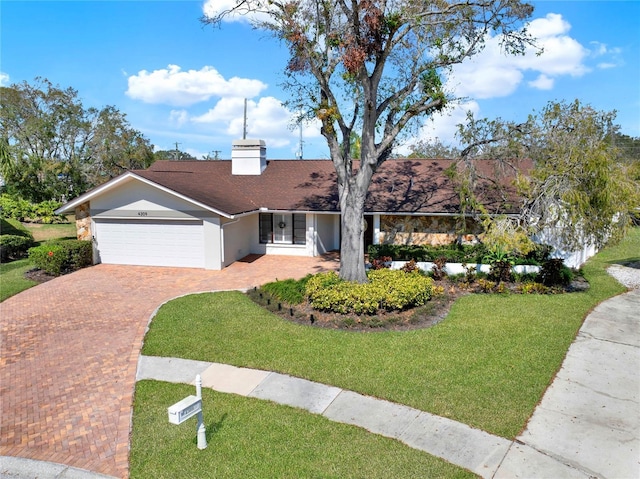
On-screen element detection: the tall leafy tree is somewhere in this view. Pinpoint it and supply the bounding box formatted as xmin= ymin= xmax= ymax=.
xmin=153 ymin=149 xmax=198 ymax=161
xmin=0 ymin=78 xmax=154 ymax=203
xmin=456 ymin=100 xmax=640 ymax=251
xmin=407 ymin=138 xmax=461 ymax=159
xmin=205 ymin=0 xmax=535 ymax=282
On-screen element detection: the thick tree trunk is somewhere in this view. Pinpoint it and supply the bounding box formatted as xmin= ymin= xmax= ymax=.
xmin=339 ymin=192 xmax=367 ymax=282
xmin=337 ymin=158 xmax=376 ymax=283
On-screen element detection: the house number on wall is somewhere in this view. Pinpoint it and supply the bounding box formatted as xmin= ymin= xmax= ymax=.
xmin=137 ymin=211 xmax=148 ymax=217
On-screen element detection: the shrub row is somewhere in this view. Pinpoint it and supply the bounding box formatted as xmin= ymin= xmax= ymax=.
xmin=0 ymin=194 xmax=67 ymax=223
xmin=0 ymin=235 xmax=36 ymax=261
xmin=261 ymin=275 xmax=312 ymax=305
xmin=305 ymin=270 xmax=442 ymax=315
xmin=28 ymin=240 xmax=92 ymax=276
xmin=368 ymin=242 xmax=552 ymax=265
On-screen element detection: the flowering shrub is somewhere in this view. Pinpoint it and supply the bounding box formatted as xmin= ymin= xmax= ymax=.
xmin=305 ymin=269 xmax=440 ymax=315
xmin=29 ymin=240 xmax=92 ymax=275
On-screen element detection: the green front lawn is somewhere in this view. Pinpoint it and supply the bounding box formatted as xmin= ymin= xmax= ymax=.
xmin=0 ymin=258 xmax=38 ymax=302
xmin=131 ymin=381 xmax=476 ymax=479
xmin=134 ymin=229 xmax=637 ymax=477
xmin=0 ymin=219 xmax=77 ymax=301
xmin=22 ymin=221 xmax=76 ymax=242
xmin=142 ymin=228 xmax=637 ymax=440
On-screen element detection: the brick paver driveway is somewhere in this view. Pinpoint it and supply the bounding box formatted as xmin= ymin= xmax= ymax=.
xmin=0 ymin=255 xmax=338 ymax=478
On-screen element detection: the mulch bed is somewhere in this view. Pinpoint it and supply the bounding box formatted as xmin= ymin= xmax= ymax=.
xmin=247 ymin=276 xmax=590 ymax=332
xmin=24 ymin=268 xmax=57 ymax=283
xmin=247 ymin=282 xmax=465 ymax=332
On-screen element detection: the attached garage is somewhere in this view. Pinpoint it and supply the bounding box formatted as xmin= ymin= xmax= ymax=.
xmin=93 ymin=219 xmax=205 ymax=268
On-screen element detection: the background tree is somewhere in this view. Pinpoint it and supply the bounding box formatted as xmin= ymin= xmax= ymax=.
xmin=455 ymin=99 xmax=640 ymax=251
xmin=0 ymin=78 xmax=154 ymax=203
xmin=206 ymin=0 xmax=536 ymax=282
xmin=407 ymin=138 xmax=461 ymax=159
xmin=153 ymin=148 xmax=198 ymax=161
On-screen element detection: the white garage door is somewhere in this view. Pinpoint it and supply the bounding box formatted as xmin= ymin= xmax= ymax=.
xmin=94 ymin=219 xmax=205 ymax=268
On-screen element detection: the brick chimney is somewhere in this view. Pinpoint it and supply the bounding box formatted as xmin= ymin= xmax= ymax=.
xmin=231 ymin=139 xmax=267 ymax=175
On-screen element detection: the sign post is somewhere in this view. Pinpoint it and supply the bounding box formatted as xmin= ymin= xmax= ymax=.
xmin=195 ymin=374 xmax=207 ymax=450
xmin=167 ymin=374 xmax=207 ymax=450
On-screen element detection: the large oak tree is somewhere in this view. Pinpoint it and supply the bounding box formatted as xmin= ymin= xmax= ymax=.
xmin=206 ymin=0 xmax=535 ymax=282
xmin=0 ymin=78 xmax=154 ymax=203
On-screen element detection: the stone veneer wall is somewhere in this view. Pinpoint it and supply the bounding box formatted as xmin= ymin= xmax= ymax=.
xmin=75 ymin=202 xmax=92 ymax=241
xmin=379 ymin=215 xmax=482 ymax=246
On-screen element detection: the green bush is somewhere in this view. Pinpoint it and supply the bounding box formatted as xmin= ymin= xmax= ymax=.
xmin=537 ymin=259 xmax=574 ymax=286
xmin=368 ymin=241 xmax=550 ymax=265
xmin=0 ymin=218 xmax=35 ymax=239
xmin=261 ymin=275 xmax=311 ymax=305
xmin=0 ymin=193 xmax=66 ymax=223
xmin=305 ymin=270 xmax=440 ymax=315
xmin=28 ymin=240 xmax=92 ymax=276
xmin=0 ymin=194 xmax=32 ymax=221
xmin=517 ymin=282 xmax=551 ymax=294
xmin=0 ymin=235 xmax=35 ymax=261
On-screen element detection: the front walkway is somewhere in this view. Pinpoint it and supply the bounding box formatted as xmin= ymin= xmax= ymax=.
xmin=0 ymin=256 xmax=338 ymax=478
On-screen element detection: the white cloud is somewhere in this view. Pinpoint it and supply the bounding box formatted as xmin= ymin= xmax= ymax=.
xmin=597 ymin=63 xmax=618 ymax=70
xmin=444 ymin=13 xmax=589 ymax=100
xmin=528 ymin=74 xmax=554 ymax=90
xmin=169 ymin=109 xmax=189 ymax=127
xmin=527 ymin=12 xmax=569 ymax=38
xmin=191 ymin=97 xmax=244 ymax=123
xmin=0 ymin=72 xmax=10 ymax=86
xmin=589 ymin=42 xmax=623 ymax=69
xmin=191 ymin=95 xmax=321 ymax=150
xmin=126 ymin=64 xmax=267 ymax=106
xmin=396 ymin=101 xmax=480 ymax=155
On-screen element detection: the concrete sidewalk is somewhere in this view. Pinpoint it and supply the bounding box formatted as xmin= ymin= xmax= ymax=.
xmin=136 ymin=355 xmax=513 ymax=478
xmin=136 ymin=289 xmax=640 ymax=479
xmin=496 ymin=289 xmax=640 ymax=479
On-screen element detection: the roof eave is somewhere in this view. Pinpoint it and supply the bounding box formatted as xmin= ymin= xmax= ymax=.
xmin=55 ymin=172 xmax=234 ymax=219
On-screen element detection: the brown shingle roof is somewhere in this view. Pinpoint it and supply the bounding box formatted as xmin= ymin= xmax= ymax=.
xmin=132 ymin=158 xmax=526 ymax=216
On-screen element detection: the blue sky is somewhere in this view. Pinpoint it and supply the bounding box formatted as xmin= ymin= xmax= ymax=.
xmin=2 ymin=0 xmax=639 ymax=160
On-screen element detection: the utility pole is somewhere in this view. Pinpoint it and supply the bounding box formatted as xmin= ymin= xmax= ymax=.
xmin=173 ymin=142 xmax=181 ymax=160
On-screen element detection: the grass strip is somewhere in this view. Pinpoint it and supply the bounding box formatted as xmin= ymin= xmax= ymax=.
xmin=22 ymin=221 xmax=76 ymax=243
xmin=142 ymin=229 xmax=638 ymax=438
xmin=0 ymin=258 xmax=37 ymax=302
xmin=130 ymin=381 xmax=476 ymax=479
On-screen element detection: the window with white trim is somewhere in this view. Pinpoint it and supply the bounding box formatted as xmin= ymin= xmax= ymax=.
xmin=259 ymin=213 xmax=306 ymax=245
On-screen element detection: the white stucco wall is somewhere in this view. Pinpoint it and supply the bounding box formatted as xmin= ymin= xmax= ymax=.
xmin=315 ymin=214 xmax=340 ymax=254
xmin=534 ymin=227 xmax=598 ymax=269
xmin=91 ymin=180 xmax=214 ymax=220
xmin=91 ymin=178 xmax=224 ymax=270
xmin=222 ymin=215 xmax=256 ymax=266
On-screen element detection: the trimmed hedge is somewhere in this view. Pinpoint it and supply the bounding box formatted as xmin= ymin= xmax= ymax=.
xmin=261 ymin=275 xmax=312 ymax=305
xmin=368 ymin=242 xmax=552 ymax=266
xmin=0 ymin=235 xmax=36 ymax=261
xmin=305 ymin=270 xmax=442 ymax=315
xmin=28 ymin=240 xmax=92 ymax=276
